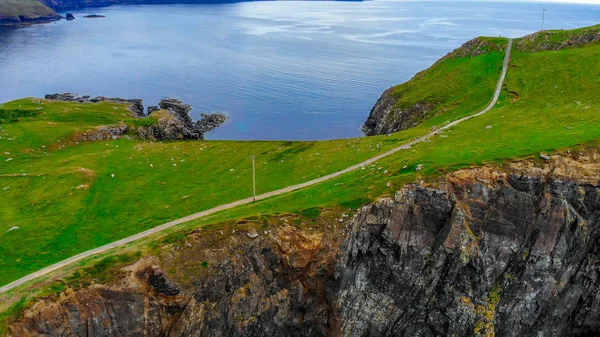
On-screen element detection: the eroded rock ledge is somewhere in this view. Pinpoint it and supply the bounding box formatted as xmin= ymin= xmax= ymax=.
xmin=44 ymin=93 xmax=227 ymax=140
xmin=8 ymin=150 xmax=600 ymax=336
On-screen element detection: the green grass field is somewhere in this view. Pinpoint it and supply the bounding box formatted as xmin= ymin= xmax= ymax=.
xmin=1 ymin=25 xmax=600 ymax=292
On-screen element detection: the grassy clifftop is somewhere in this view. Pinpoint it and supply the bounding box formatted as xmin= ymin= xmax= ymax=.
xmin=361 ymin=36 xmax=507 ymax=136
xmin=362 ymin=24 xmax=600 ymax=136
xmin=515 ymin=24 xmax=600 ymax=52
xmin=0 ymin=0 xmax=60 ymax=24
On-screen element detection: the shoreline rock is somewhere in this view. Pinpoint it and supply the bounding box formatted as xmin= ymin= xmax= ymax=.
xmin=139 ymin=98 xmax=227 ymax=140
xmin=0 ymin=14 xmax=62 ymax=25
xmin=44 ymin=93 xmax=227 ymax=140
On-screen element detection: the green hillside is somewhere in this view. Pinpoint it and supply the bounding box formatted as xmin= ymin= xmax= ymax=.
xmin=0 ymin=44 xmax=505 ymax=287
xmin=385 ymin=37 xmax=507 ymax=122
xmin=0 ymin=24 xmax=599 ymax=299
xmin=0 ymin=0 xmax=59 ymax=22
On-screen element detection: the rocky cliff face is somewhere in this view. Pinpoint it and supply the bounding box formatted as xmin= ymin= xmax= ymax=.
xmin=8 ymin=151 xmax=600 ymax=336
xmin=9 ymin=218 xmax=347 ymax=337
xmin=361 ymin=87 xmax=433 ymax=136
xmin=336 ymin=158 xmax=600 ymax=336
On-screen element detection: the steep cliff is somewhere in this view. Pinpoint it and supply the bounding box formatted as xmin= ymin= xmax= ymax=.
xmin=7 ymin=150 xmax=600 ymax=336
xmin=361 ymin=88 xmax=434 ymax=136
xmin=336 ymin=155 xmax=600 ymax=336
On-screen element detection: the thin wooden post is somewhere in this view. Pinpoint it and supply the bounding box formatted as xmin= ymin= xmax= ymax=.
xmin=252 ymin=155 xmax=256 ymax=201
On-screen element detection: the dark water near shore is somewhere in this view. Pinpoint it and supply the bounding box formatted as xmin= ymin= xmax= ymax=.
xmin=0 ymin=1 xmax=598 ymax=140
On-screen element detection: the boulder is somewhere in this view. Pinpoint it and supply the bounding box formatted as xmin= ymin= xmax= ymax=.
xmin=147 ymin=105 xmax=160 ymax=115
xmin=196 ymin=113 xmax=228 ymax=134
xmin=159 ymin=98 xmax=194 ymax=126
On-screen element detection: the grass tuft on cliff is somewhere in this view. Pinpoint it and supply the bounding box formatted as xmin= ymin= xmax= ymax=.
xmin=1 ymin=24 xmax=600 ymax=297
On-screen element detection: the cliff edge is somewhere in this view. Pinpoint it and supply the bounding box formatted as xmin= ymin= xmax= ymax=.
xmin=361 ymin=37 xmax=507 ymax=136
xmin=7 ymin=150 xmax=600 ymax=336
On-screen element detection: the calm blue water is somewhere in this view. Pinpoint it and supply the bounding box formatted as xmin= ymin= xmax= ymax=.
xmin=0 ymin=1 xmax=598 ymax=140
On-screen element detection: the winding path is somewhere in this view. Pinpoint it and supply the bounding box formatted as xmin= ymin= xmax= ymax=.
xmin=0 ymin=39 xmax=513 ymax=294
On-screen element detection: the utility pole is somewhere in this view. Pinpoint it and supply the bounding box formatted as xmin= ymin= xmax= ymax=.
xmin=251 ymin=155 xmax=256 ymax=202
xmin=541 ymin=9 xmax=546 ymax=31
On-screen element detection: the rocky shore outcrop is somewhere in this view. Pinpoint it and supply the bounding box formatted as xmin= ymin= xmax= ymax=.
xmin=45 ymin=93 xmax=145 ymax=117
xmin=137 ymin=99 xmax=227 ymax=140
xmin=8 ymin=150 xmax=600 ymax=336
xmin=44 ymin=93 xmax=227 ymax=140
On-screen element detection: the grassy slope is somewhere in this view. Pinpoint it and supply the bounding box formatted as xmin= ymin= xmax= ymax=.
xmin=0 ymin=0 xmax=57 ymax=18
xmin=2 ymin=26 xmax=600 ymax=290
xmin=382 ymin=37 xmax=506 ymax=125
xmin=180 ymin=41 xmax=600 ymax=230
xmin=0 ymin=45 xmax=505 ymax=287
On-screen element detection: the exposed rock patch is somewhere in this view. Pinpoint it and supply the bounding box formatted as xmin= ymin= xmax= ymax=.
xmin=44 ymin=93 xmax=227 ymax=140
xmin=144 ymin=267 xmax=181 ymax=296
xmin=73 ymin=124 xmax=128 ymax=141
xmin=361 ymin=87 xmax=434 ymax=136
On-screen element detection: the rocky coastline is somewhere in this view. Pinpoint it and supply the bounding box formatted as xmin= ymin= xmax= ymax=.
xmin=44 ymin=93 xmax=227 ymax=140
xmin=0 ymin=13 xmax=61 ymax=25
